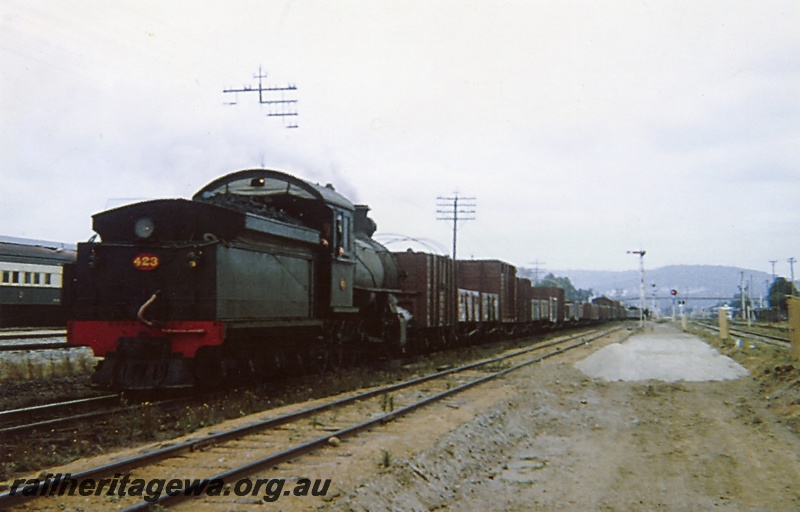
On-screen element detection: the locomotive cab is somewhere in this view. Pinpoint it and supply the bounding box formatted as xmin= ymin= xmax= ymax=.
xmin=194 ymin=170 xmax=359 ymax=316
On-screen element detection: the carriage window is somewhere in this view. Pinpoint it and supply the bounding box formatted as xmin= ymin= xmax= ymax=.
xmin=11 ymin=271 xmax=19 ymax=283
xmin=2 ymin=271 xmax=9 ymax=283
xmin=33 ymin=273 xmax=41 ymax=285
xmin=24 ymin=272 xmax=32 ymax=284
xmin=45 ymin=274 xmax=52 ymax=285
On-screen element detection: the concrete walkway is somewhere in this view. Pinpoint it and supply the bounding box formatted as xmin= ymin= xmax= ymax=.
xmin=575 ymin=322 xmax=749 ymax=382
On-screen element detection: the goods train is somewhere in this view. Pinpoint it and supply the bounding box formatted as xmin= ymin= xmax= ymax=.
xmin=0 ymin=237 xmax=76 ymax=327
xmin=65 ymin=169 xmax=627 ymax=390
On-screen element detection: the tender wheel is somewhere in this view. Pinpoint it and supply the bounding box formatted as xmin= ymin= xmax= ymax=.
xmin=194 ymin=346 xmax=226 ymax=390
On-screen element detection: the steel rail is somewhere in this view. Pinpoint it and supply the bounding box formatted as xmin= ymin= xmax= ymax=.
xmin=0 ymin=325 xmax=623 ymax=508
xmin=693 ymin=321 xmax=790 ymax=349
xmin=0 ymin=329 xmax=66 ymax=340
xmin=0 ymin=406 xmax=127 ymax=436
xmin=697 ymin=319 xmax=790 ymax=343
xmin=731 ymin=329 xmax=790 ymax=344
xmin=0 ymin=395 xmax=189 ymax=437
xmin=0 ymin=341 xmax=69 ymax=351
xmin=0 ymin=394 xmax=119 ymax=428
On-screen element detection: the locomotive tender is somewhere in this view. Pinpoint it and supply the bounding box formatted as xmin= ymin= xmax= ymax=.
xmin=66 ymin=168 xmax=626 ymax=390
xmin=67 ymin=169 xmax=407 ymax=389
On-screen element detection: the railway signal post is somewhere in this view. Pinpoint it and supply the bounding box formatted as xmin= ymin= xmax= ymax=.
xmin=628 ymin=249 xmax=646 ymax=329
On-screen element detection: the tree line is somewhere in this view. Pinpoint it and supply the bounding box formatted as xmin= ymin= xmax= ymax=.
xmin=536 ymin=273 xmax=594 ymax=302
xmin=767 ymin=277 xmax=799 ymax=313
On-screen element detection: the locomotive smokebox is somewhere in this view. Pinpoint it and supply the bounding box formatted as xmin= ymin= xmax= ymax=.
xmin=354 ymin=204 xmax=377 ymax=237
xmin=352 ymin=205 xmax=399 ymax=293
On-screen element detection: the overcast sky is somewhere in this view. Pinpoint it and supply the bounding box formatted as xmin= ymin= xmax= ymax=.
xmin=1 ymin=0 xmax=798 ymax=274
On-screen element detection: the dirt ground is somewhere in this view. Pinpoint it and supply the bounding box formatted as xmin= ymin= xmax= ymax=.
xmin=7 ymin=322 xmax=800 ymax=511
xmin=248 ymin=322 xmax=800 ymax=512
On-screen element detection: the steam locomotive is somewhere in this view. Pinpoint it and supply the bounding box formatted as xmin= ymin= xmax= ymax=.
xmin=66 ymin=169 xmax=625 ymax=390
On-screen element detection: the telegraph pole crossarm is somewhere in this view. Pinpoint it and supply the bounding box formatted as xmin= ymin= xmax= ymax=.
xmin=437 ymin=194 xmax=476 ymax=293
xmin=223 ymin=66 xmax=299 ymax=128
xmin=436 ymin=194 xmax=476 ymax=262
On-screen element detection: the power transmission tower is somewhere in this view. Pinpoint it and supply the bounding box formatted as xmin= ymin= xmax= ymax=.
xmin=528 ymin=260 xmax=546 ymax=284
xmin=223 ymin=66 xmax=299 ymax=128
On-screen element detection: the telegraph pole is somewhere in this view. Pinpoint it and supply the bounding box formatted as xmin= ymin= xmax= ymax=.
xmin=627 ymin=249 xmax=646 ymax=328
xmin=223 ymin=66 xmax=299 ymax=128
xmin=437 ymin=194 xmax=476 ymax=291
xmin=790 ymin=257 xmax=797 ymax=296
xmin=769 ymin=260 xmax=777 ymax=281
xmin=740 ymin=271 xmax=746 ymax=320
xmin=436 ymin=194 xmax=476 ymax=262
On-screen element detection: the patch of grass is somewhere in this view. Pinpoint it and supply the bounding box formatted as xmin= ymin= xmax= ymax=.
xmin=381 ymin=393 xmax=394 ymax=413
xmin=309 ymin=414 xmax=324 ymax=427
xmin=379 ymin=449 xmax=392 ymax=468
xmin=328 ymin=408 xmax=340 ymax=423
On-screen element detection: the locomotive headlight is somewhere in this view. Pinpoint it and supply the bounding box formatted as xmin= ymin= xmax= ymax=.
xmin=134 ymin=217 xmax=155 ymax=239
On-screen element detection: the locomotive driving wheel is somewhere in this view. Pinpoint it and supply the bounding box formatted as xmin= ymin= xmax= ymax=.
xmin=319 ymin=319 xmax=362 ymax=373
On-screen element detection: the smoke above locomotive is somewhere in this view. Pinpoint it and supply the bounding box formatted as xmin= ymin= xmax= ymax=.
xmin=66 ymin=169 xmax=407 ymax=390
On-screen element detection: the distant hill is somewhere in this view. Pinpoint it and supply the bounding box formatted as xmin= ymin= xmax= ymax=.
xmin=520 ymin=265 xmax=774 ymax=315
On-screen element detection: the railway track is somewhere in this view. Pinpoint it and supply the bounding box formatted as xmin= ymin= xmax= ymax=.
xmin=0 ymin=329 xmax=66 ymax=341
xmin=0 ymin=393 xmax=208 ymax=442
xmin=0 ymin=329 xmax=587 ymax=438
xmin=0 ymin=394 xmax=120 ymax=436
xmin=693 ymin=320 xmax=791 ymax=349
xmin=0 ymin=330 xmax=67 ymax=351
xmin=0 ymin=341 xmax=69 ymax=352
xmin=0 ymin=324 xmax=627 ymax=510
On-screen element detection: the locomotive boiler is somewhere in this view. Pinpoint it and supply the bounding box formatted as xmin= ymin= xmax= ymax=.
xmin=67 ymin=169 xmax=408 ymax=390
